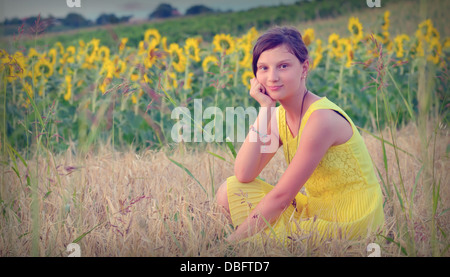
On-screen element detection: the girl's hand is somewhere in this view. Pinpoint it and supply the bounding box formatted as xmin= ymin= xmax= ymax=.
xmin=249 ymin=78 xmax=276 ymax=107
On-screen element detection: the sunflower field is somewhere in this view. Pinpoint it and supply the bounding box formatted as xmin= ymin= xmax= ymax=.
xmin=0 ymin=8 xmax=449 ymax=154
xmin=0 ymin=0 xmax=450 ymax=258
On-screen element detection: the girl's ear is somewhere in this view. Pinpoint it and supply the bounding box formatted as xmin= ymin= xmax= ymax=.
xmin=303 ymin=59 xmax=310 ymax=72
xmin=302 ymin=59 xmax=310 ymax=79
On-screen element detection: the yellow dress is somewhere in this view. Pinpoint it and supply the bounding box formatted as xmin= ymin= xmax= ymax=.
xmin=227 ymin=97 xmax=385 ymax=243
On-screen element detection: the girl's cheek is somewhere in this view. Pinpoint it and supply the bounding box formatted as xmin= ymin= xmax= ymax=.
xmin=256 ymin=73 xmax=264 ymax=83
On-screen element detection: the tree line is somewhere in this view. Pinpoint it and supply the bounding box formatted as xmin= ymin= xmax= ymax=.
xmin=1 ymin=4 xmax=216 ymax=35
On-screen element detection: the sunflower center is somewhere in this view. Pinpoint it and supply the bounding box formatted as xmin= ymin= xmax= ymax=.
xmin=219 ymin=40 xmax=230 ymax=50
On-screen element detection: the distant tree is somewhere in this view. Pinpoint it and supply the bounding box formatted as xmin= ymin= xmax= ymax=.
xmin=149 ymin=3 xmax=179 ymax=19
xmin=119 ymin=15 xmax=133 ymax=23
xmin=185 ymin=5 xmax=214 ymax=15
xmin=62 ymin=13 xmax=90 ymax=28
xmin=3 ymin=17 xmax=22 ymax=25
xmin=96 ymin=13 xmax=120 ymax=25
xmin=24 ymin=16 xmax=39 ymax=26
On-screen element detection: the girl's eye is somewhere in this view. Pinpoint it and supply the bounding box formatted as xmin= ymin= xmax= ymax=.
xmin=280 ymin=64 xmax=288 ymax=69
xmin=258 ymin=66 xmax=268 ymax=71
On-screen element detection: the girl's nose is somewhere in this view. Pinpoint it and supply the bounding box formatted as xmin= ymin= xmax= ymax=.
xmin=268 ymin=68 xmax=279 ymax=82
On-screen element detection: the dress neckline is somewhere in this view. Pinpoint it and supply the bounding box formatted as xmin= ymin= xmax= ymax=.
xmin=284 ymin=97 xmax=327 ymax=140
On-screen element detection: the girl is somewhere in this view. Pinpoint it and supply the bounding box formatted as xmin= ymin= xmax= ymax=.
xmin=216 ymin=26 xmax=385 ymax=243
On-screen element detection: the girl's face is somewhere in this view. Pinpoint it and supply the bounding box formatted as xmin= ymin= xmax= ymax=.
xmin=255 ymin=44 xmax=308 ymax=101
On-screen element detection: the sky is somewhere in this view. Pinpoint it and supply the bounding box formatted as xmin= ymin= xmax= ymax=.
xmin=0 ymin=0 xmax=300 ymax=22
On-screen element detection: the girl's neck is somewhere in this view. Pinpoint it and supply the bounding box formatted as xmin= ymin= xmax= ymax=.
xmin=280 ymin=87 xmax=308 ymax=120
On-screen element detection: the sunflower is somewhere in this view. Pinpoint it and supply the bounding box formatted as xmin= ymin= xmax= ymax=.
xmin=241 ymin=71 xmax=254 ymax=90
xmin=212 ymin=33 xmax=235 ymax=55
xmin=5 ymin=51 xmax=27 ymax=82
xmin=129 ymin=73 xmax=138 ymax=82
xmin=34 ymin=56 xmax=54 ymax=79
xmin=444 ymin=37 xmax=450 ymax=49
xmin=381 ymin=11 xmax=390 ymax=32
xmin=184 ymin=37 xmax=201 ymax=62
xmin=28 ymin=48 xmax=41 ymax=62
xmin=161 ymin=37 xmax=170 ymax=52
xmin=236 ymin=37 xmax=252 ymax=68
xmin=328 ymin=33 xmax=343 ymax=58
xmin=364 ymin=33 xmax=385 ymax=58
xmin=119 ymin=38 xmax=128 ymax=53
xmin=342 ymin=39 xmax=354 ymax=68
xmin=144 ymin=43 xmax=159 ymax=69
xmin=183 ymin=72 xmax=194 ymax=90
xmin=64 ymin=75 xmax=72 ymax=101
xmin=43 ymin=49 xmax=59 ymax=70
xmin=85 ymin=38 xmax=100 ymax=64
xmin=393 ymin=34 xmax=410 ymax=58
xmin=97 ymin=46 xmax=110 ymax=62
xmin=348 ymin=17 xmax=363 ymax=44
xmin=311 ymin=39 xmax=323 ymax=69
xmin=22 ymin=81 xmax=34 ymax=99
xmin=99 ymin=77 xmax=112 ymax=94
xmin=99 ymin=60 xmax=114 ymax=94
xmin=303 ymin=28 xmax=315 ymax=47
xmin=131 ymin=94 xmax=138 ymax=104
xmin=100 ymin=58 xmax=115 ymax=79
xmin=382 ymin=31 xmax=393 ymax=52
xmin=144 ymin=29 xmax=161 ymax=47
xmin=54 ymin=41 xmax=65 ymax=55
xmin=242 ymin=27 xmax=259 ymax=46
xmin=427 ymin=38 xmax=442 ymax=64
xmin=113 ymin=56 xmax=127 ymax=78
xmin=410 ymin=39 xmax=425 ymax=58
xmin=169 ymin=43 xmax=186 ymax=73
xmin=416 ymin=19 xmax=432 ymax=39
xmin=66 ymin=46 xmax=76 ymax=62
xmin=429 ymin=27 xmax=440 ymax=44
xmin=138 ymin=41 xmax=146 ymax=56
xmin=165 ymin=71 xmax=179 ymax=90
xmin=202 ymin=55 xmax=218 ymax=72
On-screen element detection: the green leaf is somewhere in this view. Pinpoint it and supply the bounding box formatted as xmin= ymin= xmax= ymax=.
xmin=378 ymin=234 xmax=408 ymax=256
xmin=357 ymin=126 xmax=415 ymax=159
xmin=225 ymin=138 xmax=237 ymax=159
xmin=72 ymin=222 xmax=103 ymax=244
xmin=392 ymin=181 xmax=404 ymax=211
xmin=7 ymin=144 xmax=28 ymax=167
xmin=207 ymin=151 xmax=232 ymax=165
xmin=168 ymin=157 xmax=207 ymax=195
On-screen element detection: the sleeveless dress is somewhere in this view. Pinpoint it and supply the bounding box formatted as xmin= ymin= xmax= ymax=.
xmin=226 ymin=97 xmax=385 ymax=244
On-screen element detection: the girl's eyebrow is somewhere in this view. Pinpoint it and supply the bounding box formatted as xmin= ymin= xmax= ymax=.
xmin=257 ymin=59 xmax=293 ymax=66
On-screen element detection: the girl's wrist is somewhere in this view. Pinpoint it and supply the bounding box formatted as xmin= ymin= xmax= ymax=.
xmin=260 ymin=102 xmax=276 ymax=108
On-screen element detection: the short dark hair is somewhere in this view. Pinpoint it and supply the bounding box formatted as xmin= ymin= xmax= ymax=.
xmin=252 ymin=26 xmax=309 ymax=76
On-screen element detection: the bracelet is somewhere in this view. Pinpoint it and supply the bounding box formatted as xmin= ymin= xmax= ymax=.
xmin=250 ymin=125 xmax=269 ymax=140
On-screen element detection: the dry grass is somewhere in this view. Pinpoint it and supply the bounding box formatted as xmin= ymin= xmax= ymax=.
xmin=299 ymin=0 xmax=450 ymax=41
xmin=0 ymin=121 xmax=448 ymax=257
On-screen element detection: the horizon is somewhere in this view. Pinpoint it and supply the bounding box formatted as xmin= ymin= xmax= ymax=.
xmin=0 ymin=0 xmax=300 ymax=22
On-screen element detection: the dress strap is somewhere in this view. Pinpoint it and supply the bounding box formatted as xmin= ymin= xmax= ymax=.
xmin=299 ymin=97 xmax=356 ymax=136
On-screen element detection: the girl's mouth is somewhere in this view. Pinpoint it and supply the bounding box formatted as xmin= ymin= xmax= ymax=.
xmin=268 ymin=85 xmax=283 ymax=91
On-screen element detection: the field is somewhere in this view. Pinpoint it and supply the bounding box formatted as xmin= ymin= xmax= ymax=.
xmin=0 ymin=0 xmax=449 ymax=257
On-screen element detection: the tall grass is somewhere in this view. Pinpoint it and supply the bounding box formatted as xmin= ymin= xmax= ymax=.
xmin=356 ymin=33 xmax=448 ymax=256
xmin=0 ymin=120 xmax=447 ymax=256
xmin=0 ymin=1 xmax=449 ymax=257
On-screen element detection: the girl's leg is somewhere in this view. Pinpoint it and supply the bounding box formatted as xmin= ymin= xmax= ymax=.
xmin=215 ymin=180 xmax=232 ymax=223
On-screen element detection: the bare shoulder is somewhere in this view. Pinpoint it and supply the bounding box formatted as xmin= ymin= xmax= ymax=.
xmin=304 ymin=109 xmax=353 ymax=146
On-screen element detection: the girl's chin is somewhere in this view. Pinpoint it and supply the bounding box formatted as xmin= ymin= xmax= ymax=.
xmin=267 ymin=91 xmax=285 ymax=101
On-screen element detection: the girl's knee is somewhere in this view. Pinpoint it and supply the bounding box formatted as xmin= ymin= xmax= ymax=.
xmin=216 ymin=180 xmax=229 ymax=212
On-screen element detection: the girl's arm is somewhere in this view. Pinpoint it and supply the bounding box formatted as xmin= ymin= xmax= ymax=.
xmin=227 ymin=109 xmax=340 ymax=242
xmin=233 ymin=78 xmax=280 ymax=183
xmin=233 ymin=105 xmax=280 ymax=182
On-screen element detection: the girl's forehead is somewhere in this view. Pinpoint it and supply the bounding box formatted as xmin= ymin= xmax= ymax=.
xmin=259 ymin=45 xmax=297 ymax=62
